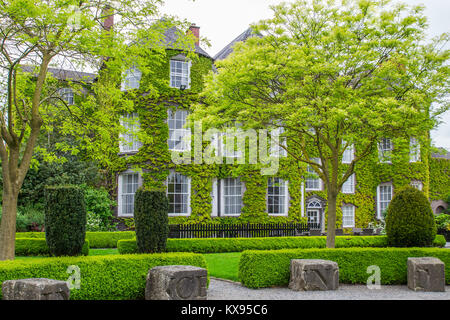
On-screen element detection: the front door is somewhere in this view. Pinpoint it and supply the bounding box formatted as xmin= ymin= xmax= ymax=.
xmin=307 ymin=209 xmax=321 ymax=230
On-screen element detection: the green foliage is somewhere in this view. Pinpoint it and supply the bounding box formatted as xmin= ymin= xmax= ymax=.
xmin=0 ymin=252 xmax=207 ymax=300
xmin=44 ymin=185 xmax=87 ymax=256
xmin=15 ymin=238 xmax=89 ymax=256
xmin=117 ymin=235 xmax=447 ymax=254
xmin=16 ymin=231 xmax=136 ymax=249
xmin=0 ymin=204 xmax=45 ymax=232
xmin=134 ymin=189 xmax=169 ymax=253
xmin=17 ymin=156 xmax=100 ymax=206
xmin=435 ymin=214 xmax=450 ymax=232
xmin=386 ymin=186 xmax=437 ymax=247
xmin=238 ymin=247 xmax=450 ymax=288
xmin=80 ymin=184 xmax=116 ymax=231
xmin=429 ymin=158 xmax=450 ymax=201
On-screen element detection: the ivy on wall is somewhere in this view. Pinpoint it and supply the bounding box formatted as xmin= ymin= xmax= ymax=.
xmin=114 ymin=49 xmax=432 ymax=228
xmin=429 ymin=158 xmax=450 ymax=201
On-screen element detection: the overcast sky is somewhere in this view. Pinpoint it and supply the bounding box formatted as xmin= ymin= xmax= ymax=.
xmin=160 ymin=0 xmax=450 ymax=150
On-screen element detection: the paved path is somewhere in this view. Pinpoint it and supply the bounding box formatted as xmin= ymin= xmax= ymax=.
xmin=445 ymin=242 xmax=450 ymax=248
xmin=207 ymin=278 xmax=450 ymax=300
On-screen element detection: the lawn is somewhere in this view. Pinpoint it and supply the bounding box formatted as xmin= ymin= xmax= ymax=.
xmin=15 ymin=249 xmax=241 ymax=282
xmin=202 ymin=252 xmax=241 ymax=282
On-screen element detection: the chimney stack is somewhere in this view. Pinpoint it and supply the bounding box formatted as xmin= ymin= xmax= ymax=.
xmin=188 ymin=24 xmax=200 ymax=46
xmin=102 ymin=5 xmax=114 ymax=32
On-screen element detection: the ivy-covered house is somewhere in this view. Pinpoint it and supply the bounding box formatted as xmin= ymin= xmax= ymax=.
xmin=114 ymin=26 xmax=433 ymax=232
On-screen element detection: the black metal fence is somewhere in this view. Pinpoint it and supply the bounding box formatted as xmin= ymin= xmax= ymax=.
xmin=168 ymin=222 xmax=319 ymax=239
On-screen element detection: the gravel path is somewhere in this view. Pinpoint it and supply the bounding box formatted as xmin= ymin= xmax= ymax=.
xmin=207 ymin=278 xmax=450 ymax=300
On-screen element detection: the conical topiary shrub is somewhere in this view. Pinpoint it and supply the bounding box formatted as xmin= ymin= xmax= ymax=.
xmin=385 ymin=186 xmax=436 ymax=247
xmin=134 ymin=188 xmax=169 ymax=253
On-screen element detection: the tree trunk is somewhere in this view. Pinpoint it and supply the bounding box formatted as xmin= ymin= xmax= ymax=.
xmin=326 ymin=188 xmax=338 ymax=248
xmin=0 ymin=187 xmax=19 ymax=260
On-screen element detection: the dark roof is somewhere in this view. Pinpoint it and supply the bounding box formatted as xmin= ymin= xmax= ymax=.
xmin=21 ymin=65 xmax=97 ymax=83
xmin=214 ymin=28 xmax=254 ymax=61
xmin=163 ymin=26 xmax=212 ymax=59
xmin=432 ymin=152 xmax=450 ymax=160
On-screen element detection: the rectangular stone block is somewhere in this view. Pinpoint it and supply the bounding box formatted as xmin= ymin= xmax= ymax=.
xmin=2 ymin=278 xmax=70 ymax=300
xmin=407 ymin=257 xmax=445 ymax=292
xmin=289 ymin=259 xmax=339 ymax=291
xmin=145 ymin=265 xmax=207 ymax=300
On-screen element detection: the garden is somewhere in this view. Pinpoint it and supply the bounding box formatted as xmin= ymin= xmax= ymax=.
xmin=0 ymin=184 xmax=449 ymax=300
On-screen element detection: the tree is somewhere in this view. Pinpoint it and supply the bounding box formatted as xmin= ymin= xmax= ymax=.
xmin=193 ymin=0 xmax=449 ymax=248
xmin=0 ymin=0 xmax=196 ymax=260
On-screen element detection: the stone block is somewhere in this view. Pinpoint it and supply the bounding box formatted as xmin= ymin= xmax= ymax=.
xmin=2 ymin=278 xmax=70 ymax=300
xmin=289 ymin=259 xmax=339 ymax=291
xmin=407 ymin=257 xmax=445 ymax=292
xmin=145 ymin=265 xmax=207 ymax=300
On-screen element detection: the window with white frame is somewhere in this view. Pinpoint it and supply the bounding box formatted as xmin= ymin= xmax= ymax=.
xmin=342 ymin=173 xmax=355 ymax=194
xmin=377 ymin=183 xmax=393 ymax=219
xmin=168 ymin=109 xmax=191 ymax=151
xmin=342 ymin=205 xmax=355 ymax=228
xmin=121 ymin=67 xmax=142 ymax=91
xmin=167 ymin=171 xmax=190 ymax=216
xmin=221 ymin=178 xmax=243 ymax=215
xmin=267 ymin=177 xmax=288 ymax=215
xmin=410 ymin=137 xmax=420 ymax=163
xmin=270 ymin=127 xmax=287 ymax=157
xmin=379 ymin=138 xmax=393 ymax=163
xmin=170 ymin=59 xmax=190 ymax=89
xmin=59 ymin=88 xmax=74 ymax=105
xmin=305 ymin=158 xmax=321 ymax=191
xmin=119 ymin=113 xmax=142 ymax=153
xmin=117 ymin=171 xmax=141 ymax=216
xmin=410 ymin=180 xmax=423 ymax=191
xmin=342 ymin=142 xmax=354 ymax=164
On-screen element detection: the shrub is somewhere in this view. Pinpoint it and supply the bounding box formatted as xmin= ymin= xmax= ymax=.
xmin=386 ymin=186 xmax=437 ymax=247
xmin=0 ymin=252 xmax=206 ymax=300
xmin=80 ymin=184 xmax=116 ymax=232
xmin=44 ymin=185 xmax=87 ymax=256
xmin=435 ymin=213 xmax=450 ymax=232
xmin=117 ymin=235 xmax=447 ymax=254
xmin=15 ymin=238 xmax=89 ymax=256
xmin=16 ymin=231 xmax=136 ymax=249
xmin=134 ymin=189 xmax=169 ymax=253
xmin=238 ymin=247 xmax=450 ymax=288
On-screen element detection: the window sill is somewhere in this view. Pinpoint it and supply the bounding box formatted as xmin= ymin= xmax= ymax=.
xmin=168 ymin=213 xmax=191 ymax=217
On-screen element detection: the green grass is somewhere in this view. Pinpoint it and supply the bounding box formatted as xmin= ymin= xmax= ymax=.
xmin=202 ymin=252 xmax=241 ymax=282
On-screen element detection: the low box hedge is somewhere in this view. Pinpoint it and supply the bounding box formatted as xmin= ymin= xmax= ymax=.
xmin=15 ymin=238 xmax=89 ymax=256
xmin=16 ymin=231 xmax=136 ymax=249
xmin=0 ymin=252 xmax=207 ymax=300
xmin=117 ymin=235 xmax=447 ymax=254
xmin=238 ymin=247 xmax=450 ymax=288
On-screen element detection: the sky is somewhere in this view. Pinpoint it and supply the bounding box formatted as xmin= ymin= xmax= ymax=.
xmin=160 ymin=0 xmax=450 ymax=151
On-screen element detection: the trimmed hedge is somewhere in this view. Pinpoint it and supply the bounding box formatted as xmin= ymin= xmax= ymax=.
xmin=44 ymin=185 xmax=87 ymax=256
xmin=15 ymin=238 xmax=89 ymax=256
xmin=16 ymin=232 xmax=136 ymax=248
xmin=0 ymin=252 xmax=207 ymax=300
xmin=117 ymin=235 xmax=447 ymax=254
xmin=134 ymin=189 xmax=169 ymax=253
xmin=386 ymin=186 xmax=437 ymax=247
xmin=238 ymin=247 xmax=450 ymax=288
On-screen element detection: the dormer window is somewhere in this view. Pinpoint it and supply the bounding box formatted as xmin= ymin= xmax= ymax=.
xmin=170 ymin=59 xmax=190 ymax=89
xmin=121 ymin=67 xmax=141 ymax=91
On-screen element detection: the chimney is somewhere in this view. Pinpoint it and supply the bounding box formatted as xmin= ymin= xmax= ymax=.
xmin=102 ymin=5 xmax=114 ymax=32
xmin=188 ymin=24 xmax=200 ymax=46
